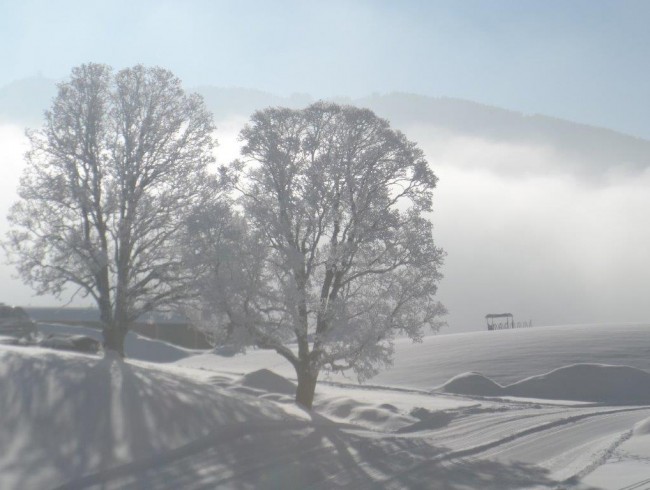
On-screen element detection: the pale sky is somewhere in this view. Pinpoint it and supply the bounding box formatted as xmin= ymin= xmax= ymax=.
xmin=1 ymin=0 xmax=649 ymax=138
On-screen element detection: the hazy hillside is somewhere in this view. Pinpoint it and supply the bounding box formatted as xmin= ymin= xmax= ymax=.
xmin=2 ymin=77 xmax=649 ymax=176
xmin=358 ymin=93 xmax=650 ymax=174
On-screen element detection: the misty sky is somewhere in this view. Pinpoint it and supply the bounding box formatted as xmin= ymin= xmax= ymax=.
xmin=1 ymin=0 xmax=650 ymax=138
xmin=0 ymin=1 xmax=649 ymax=333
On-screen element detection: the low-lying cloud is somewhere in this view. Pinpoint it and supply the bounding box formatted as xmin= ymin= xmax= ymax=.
xmin=407 ymin=126 xmax=650 ymax=331
xmin=1 ymin=118 xmax=649 ymax=332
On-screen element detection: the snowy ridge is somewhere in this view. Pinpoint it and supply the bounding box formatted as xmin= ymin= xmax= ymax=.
xmin=439 ymin=363 xmax=650 ymax=404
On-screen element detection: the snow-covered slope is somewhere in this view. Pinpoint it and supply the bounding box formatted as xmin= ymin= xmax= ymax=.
xmin=5 ymin=323 xmax=650 ymax=489
xmin=2 ymin=345 xmax=594 ymax=490
xmin=178 ymin=323 xmax=650 ymax=390
xmin=368 ymin=323 xmax=650 ymax=389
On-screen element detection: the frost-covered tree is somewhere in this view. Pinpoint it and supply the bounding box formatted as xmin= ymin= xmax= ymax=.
xmin=187 ymin=102 xmax=445 ymax=408
xmin=6 ymin=63 xmax=216 ymax=356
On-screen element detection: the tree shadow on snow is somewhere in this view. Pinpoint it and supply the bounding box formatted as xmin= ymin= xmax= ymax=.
xmin=0 ymin=350 xmax=600 ymax=490
xmin=0 ymin=350 xmax=289 ymax=489
xmin=56 ymin=402 xmax=594 ymax=490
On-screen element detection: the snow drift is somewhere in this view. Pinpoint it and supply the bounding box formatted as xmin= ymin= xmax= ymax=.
xmin=439 ymin=372 xmax=504 ymax=397
xmin=238 ymin=368 xmax=297 ymax=396
xmin=440 ymin=363 xmax=650 ymax=404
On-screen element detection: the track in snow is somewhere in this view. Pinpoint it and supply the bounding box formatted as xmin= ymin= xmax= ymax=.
xmin=368 ymin=403 xmax=650 ymax=487
xmin=59 ymin=399 xmax=650 ymax=489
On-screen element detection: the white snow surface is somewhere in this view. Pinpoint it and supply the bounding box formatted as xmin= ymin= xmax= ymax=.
xmin=178 ymin=323 xmax=650 ymax=389
xmin=4 ymin=323 xmax=650 ymax=489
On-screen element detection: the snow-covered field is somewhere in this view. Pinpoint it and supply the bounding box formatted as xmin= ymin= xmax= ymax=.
xmin=2 ymin=323 xmax=650 ymax=489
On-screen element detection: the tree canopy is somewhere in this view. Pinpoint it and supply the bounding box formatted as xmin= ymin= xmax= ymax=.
xmin=186 ymin=102 xmax=445 ymax=408
xmin=6 ymin=63 xmax=217 ymax=355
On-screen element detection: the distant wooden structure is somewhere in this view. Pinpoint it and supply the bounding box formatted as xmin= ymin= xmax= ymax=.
xmin=485 ymin=313 xmax=532 ymax=331
xmin=486 ymin=313 xmax=514 ymax=330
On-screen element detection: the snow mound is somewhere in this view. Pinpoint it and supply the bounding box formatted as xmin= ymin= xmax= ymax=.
xmin=316 ymin=396 xmax=416 ymax=432
xmin=238 ymin=368 xmax=297 ymax=395
xmin=440 ymin=363 xmax=650 ymax=404
xmin=439 ymin=372 xmax=503 ymax=397
xmin=506 ymin=363 xmax=650 ymax=404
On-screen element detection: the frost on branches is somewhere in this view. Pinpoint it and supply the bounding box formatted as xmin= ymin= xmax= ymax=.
xmin=6 ymin=63 xmax=216 ymax=356
xmin=186 ymin=102 xmax=446 ymax=408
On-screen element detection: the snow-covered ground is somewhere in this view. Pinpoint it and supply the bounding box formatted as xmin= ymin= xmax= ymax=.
xmin=3 ymin=323 xmax=650 ymax=489
xmin=179 ymin=323 xmax=650 ymax=388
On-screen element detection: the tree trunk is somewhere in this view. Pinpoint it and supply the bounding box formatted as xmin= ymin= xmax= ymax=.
xmin=295 ymin=365 xmax=318 ymax=409
xmin=102 ymin=324 xmax=127 ymax=358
